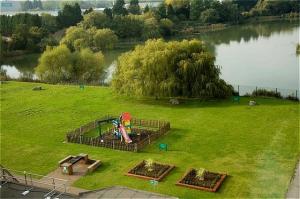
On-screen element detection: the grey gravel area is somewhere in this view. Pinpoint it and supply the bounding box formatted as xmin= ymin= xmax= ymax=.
xmin=286 ymin=162 xmax=299 ymax=199
xmin=80 ymin=186 xmax=177 ymax=199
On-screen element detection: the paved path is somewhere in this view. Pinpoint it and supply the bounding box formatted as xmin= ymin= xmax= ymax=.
xmin=80 ymin=186 xmax=177 ymax=199
xmin=286 ymin=162 xmax=299 ymax=199
xmin=42 ymin=164 xmax=89 ymax=195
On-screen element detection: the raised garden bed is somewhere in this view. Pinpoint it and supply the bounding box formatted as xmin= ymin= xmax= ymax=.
xmin=176 ymin=169 xmax=226 ymax=192
xmin=126 ymin=161 xmax=175 ymax=181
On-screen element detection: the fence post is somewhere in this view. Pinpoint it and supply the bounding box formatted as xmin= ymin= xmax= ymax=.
xmin=148 ymin=135 xmax=151 ymax=144
xmin=29 ymin=173 xmax=33 ymax=186
xmin=24 ymin=171 xmax=27 ymax=185
xmin=112 ymin=140 xmax=115 ymax=149
xmin=52 ymin=177 xmax=55 ymax=189
xmin=296 ymin=90 xmax=298 ymax=99
xmin=134 ymin=143 xmax=138 ymax=152
xmin=238 ymin=85 xmax=240 ymax=94
xmin=255 ymin=86 xmax=258 ymax=95
xmin=275 ymin=88 xmax=277 ymax=94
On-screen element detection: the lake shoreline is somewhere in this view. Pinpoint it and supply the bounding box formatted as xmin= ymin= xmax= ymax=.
xmin=1 ymin=20 xmax=299 ymax=91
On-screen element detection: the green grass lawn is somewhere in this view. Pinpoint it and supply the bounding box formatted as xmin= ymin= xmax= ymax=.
xmin=1 ymin=81 xmax=299 ymax=198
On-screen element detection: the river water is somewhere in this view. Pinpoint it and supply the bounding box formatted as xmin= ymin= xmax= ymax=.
xmin=1 ymin=20 xmax=299 ymax=92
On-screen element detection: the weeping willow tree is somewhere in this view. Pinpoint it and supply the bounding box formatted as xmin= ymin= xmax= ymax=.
xmin=112 ymin=39 xmax=233 ymax=99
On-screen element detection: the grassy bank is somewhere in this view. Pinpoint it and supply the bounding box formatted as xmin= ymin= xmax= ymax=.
xmin=1 ymin=81 xmax=299 ymax=198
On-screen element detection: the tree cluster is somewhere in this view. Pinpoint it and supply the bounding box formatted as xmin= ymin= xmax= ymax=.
xmin=155 ymin=0 xmax=299 ymax=24
xmin=57 ymin=3 xmax=83 ymax=28
xmin=60 ymin=26 xmax=118 ymax=52
xmin=21 ymin=0 xmax=43 ymax=11
xmin=112 ymin=39 xmax=233 ymax=99
xmin=249 ymin=0 xmax=300 ymax=17
xmin=1 ymin=3 xmax=84 ymax=55
xmin=36 ymin=45 xmax=105 ymax=84
xmin=81 ymin=10 xmax=174 ymax=39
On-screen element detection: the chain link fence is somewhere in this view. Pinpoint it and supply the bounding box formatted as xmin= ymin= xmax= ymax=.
xmin=232 ymin=84 xmax=299 ymax=100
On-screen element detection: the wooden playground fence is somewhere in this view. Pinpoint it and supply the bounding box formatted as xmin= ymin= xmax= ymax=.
xmin=66 ymin=117 xmax=170 ymax=152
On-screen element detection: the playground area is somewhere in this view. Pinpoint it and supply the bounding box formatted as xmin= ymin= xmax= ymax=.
xmin=66 ymin=113 xmax=170 ymax=152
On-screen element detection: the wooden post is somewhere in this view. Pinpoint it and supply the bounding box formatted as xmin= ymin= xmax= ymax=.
xmin=134 ymin=143 xmax=138 ymax=152
xmin=148 ymin=135 xmax=151 ymax=144
xmin=112 ymin=140 xmax=115 ymax=149
xmin=24 ymin=171 xmax=27 ymax=185
xmin=238 ymin=85 xmax=240 ymax=94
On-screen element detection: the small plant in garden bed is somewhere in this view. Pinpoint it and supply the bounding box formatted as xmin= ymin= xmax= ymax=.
xmin=176 ymin=169 xmax=226 ymax=192
xmin=126 ymin=160 xmax=175 ymax=181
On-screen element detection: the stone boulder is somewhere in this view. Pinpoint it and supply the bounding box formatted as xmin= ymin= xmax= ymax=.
xmin=169 ymin=98 xmax=179 ymax=105
xmin=32 ymin=86 xmax=43 ymax=91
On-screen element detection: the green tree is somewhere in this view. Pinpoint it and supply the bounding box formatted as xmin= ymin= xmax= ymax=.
xmin=104 ymin=8 xmax=113 ymax=19
xmin=81 ymin=11 xmax=110 ymax=29
xmin=233 ymin=0 xmax=258 ymax=11
xmin=200 ymin=8 xmax=220 ymax=23
xmin=190 ymin=0 xmax=210 ymax=20
xmin=57 ymin=3 xmax=83 ymax=28
xmin=112 ymin=0 xmax=128 ymax=16
xmin=165 ymin=0 xmax=190 ymax=19
xmin=156 ymin=3 xmax=167 ymax=19
xmin=93 ymin=29 xmax=118 ymax=51
xmin=217 ymin=1 xmax=241 ymax=23
xmin=112 ymin=39 xmax=232 ymax=99
xmin=165 ymin=0 xmax=190 ymax=9
xmin=159 ymin=18 xmax=174 ymax=36
xmin=128 ymin=0 xmax=141 ymax=15
xmin=36 ymin=45 xmax=105 ymax=83
xmin=142 ymin=18 xmax=161 ymax=39
xmin=144 ymin=5 xmax=150 ymax=13
xmin=251 ymin=0 xmax=300 ymax=16
xmin=60 ymin=26 xmax=89 ymax=51
xmin=83 ymin=7 xmax=93 ymax=15
xmin=41 ymin=13 xmax=58 ymax=33
xmin=111 ymin=15 xmax=143 ymax=38
xmin=60 ymin=26 xmax=117 ymax=52
xmin=72 ymin=48 xmax=105 ymax=83
xmin=39 ymin=35 xmax=58 ymax=51
xmin=166 ymin=4 xmax=176 ymax=20
xmin=36 ymin=45 xmax=73 ymax=83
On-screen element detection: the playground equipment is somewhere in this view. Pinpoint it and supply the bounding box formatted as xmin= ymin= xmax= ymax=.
xmin=112 ymin=112 xmax=133 ymax=144
xmin=95 ymin=113 xmax=132 ymax=143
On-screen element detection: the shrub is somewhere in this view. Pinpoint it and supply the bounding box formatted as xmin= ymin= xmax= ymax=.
xmin=0 ymin=67 xmax=10 ymax=81
xmin=252 ymin=89 xmax=282 ymax=98
xmin=286 ymin=95 xmax=299 ymax=101
xmin=196 ymin=168 xmax=206 ymax=180
xmin=145 ymin=159 xmax=154 ymax=172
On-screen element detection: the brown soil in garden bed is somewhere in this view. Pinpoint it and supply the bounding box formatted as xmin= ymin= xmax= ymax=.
xmin=126 ymin=161 xmax=175 ymax=181
xmin=176 ymin=169 xmax=226 ymax=192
